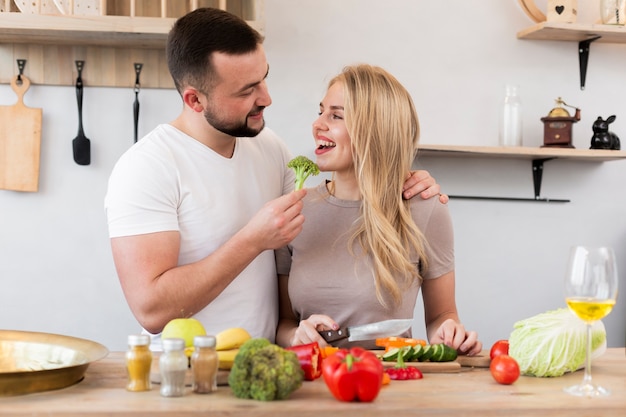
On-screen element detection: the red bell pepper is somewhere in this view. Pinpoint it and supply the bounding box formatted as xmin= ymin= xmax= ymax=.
xmin=285 ymin=342 xmax=322 ymax=381
xmin=321 ymin=347 xmax=384 ymax=402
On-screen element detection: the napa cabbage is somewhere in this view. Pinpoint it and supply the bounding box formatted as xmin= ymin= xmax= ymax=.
xmin=508 ymin=308 xmax=606 ymax=377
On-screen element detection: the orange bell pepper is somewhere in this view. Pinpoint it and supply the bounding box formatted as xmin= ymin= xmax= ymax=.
xmin=321 ymin=346 xmax=339 ymax=359
xmin=375 ymin=336 xmax=427 ymax=350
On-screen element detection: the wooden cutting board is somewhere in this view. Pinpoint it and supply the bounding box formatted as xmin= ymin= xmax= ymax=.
xmin=0 ymin=75 xmax=42 ymax=192
xmin=378 ymin=350 xmax=491 ymax=373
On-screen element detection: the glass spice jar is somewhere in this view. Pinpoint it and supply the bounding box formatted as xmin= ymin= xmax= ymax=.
xmin=600 ymin=0 xmax=626 ymax=25
xmin=191 ymin=335 xmax=219 ymax=393
xmin=159 ymin=338 xmax=188 ymax=397
xmin=125 ymin=334 xmax=152 ymax=392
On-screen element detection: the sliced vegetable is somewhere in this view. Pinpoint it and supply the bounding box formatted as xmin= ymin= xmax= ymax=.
xmin=440 ymin=344 xmax=458 ymax=361
xmin=407 ymin=344 xmax=422 ymax=361
xmin=381 ymin=347 xmax=401 ymax=361
xmin=321 ymin=347 xmax=384 ymax=402
xmin=429 ymin=344 xmax=444 ymax=362
xmin=419 ymin=344 xmax=434 ymax=362
xmin=381 ymin=372 xmax=391 ymax=385
xmin=384 ymin=353 xmax=423 ymax=381
xmin=376 ymin=337 xmax=427 ymax=350
xmin=380 ymin=343 xmax=457 ymax=363
xmin=321 ymin=346 xmax=339 ymax=359
xmin=285 ymin=342 xmax=322 ymax=381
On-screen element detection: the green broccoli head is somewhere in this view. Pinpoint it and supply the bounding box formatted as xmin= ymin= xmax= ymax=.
xmin=287 ymin=155 xmax=320 ymax=191
xmin=228 ymin=338 xmax=304 ymax=401
xmin=228 ymin=338 xmax=271 ymax=398
xmin=272 ymin=347 xmax=304 ymax=399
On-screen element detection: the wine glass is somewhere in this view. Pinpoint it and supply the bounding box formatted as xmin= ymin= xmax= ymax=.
xmin=563 ymin=246 xmax=618 ymax=397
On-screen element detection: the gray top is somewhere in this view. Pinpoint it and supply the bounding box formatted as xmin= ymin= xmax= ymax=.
xmin=276 ymin=181 xmax=455 ymax=348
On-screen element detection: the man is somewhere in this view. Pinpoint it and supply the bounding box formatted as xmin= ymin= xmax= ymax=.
xmin=105 ymin=8 xmax=445 ymax=344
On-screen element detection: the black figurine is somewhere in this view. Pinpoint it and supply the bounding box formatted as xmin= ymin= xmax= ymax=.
xmin=590 ymin=115 xmax=621 ymax=150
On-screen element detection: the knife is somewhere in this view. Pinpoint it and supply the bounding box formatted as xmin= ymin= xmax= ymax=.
xmin=319 ymin=318 xmax=413 ymax=344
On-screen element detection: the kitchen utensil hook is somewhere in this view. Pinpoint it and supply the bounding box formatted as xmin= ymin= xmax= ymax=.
xmin=75 ymin=60 xmax=84 ymax=86
xmin=134 ymin=63 xmax=143 ymax=93
xmin=133 ymin=63 xmax=143 ymax=143
xmin=16 ymin=59 xmax=26 ymax=85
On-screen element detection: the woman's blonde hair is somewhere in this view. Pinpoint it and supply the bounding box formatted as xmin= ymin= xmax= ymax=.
xmin=329 ymin=64 xmax=428 ymax=307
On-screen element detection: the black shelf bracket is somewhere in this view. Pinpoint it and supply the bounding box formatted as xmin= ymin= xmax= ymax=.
xmin=448 ymin=158 xmax=570 ymax=203
xmin=578 ymin=35 xmax=601 ymax=90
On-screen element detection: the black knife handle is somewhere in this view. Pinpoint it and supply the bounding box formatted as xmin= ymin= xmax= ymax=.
xmin=319 ymin=327 xmax=350 ymax=343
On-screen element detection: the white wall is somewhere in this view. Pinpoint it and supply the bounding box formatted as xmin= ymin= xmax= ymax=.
xmin=1 ymin=0 xmax=624 ymax=351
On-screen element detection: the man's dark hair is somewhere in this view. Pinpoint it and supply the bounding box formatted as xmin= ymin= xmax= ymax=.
xmin=166 ymin=7 xmax=263 ymax=95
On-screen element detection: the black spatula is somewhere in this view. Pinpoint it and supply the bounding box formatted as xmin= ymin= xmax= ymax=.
xmin=73 ymin=60 xmax=90 ymax=165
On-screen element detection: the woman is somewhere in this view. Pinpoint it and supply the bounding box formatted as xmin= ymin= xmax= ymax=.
xmin=275 ymin=64 xmax=481 ymax=355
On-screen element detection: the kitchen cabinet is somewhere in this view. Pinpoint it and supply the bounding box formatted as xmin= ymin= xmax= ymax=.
xmin=517 ymin=22 xmax=626 ymax=89
xmin=417 ymin=144 xmax=626 ymax=202
xmin=0 ymin=0 xmax=264 ymax=88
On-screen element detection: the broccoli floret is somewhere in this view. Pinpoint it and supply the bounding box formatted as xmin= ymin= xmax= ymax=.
xmin=228 ymin=338 xmax=304 ymax=401
xmin=287 ymin=156 xmax=320 ymax=191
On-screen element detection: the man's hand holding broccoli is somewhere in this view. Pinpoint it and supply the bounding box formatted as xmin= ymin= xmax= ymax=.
xmin=287 ymin=156 xmax=320 ymax=191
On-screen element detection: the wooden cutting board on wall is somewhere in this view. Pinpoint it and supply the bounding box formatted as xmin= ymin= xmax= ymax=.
xmin=0 ymin=75 xmax=42 ymax=192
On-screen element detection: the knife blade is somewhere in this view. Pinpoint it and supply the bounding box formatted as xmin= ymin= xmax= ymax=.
xmin=319 ymin=318 xmax=413 ymax=344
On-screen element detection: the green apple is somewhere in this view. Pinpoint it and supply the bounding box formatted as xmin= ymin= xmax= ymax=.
xmin=161 ymin=318 xmax=207 ymax=355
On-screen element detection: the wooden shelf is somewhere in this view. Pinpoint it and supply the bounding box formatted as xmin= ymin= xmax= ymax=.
xmin=0 ymin=12 xmax=263 ymax=49
xmin=0 ymin=1 xmax=264 ymax=88
xmin=517 ymin=21 xmax=626 ymax=43
xmin=416 ymin=144 xmax=626 ymax=203
xmin=418 ymin=144 xmax=626 ymax=162
xmin=0 ymin=14 xmax=172 ymax=48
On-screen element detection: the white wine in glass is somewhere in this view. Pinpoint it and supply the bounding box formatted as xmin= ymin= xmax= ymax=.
xmin=563 ymin=246 xmax=618 ymax=397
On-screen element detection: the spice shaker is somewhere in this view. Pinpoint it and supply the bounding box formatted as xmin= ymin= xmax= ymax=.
xmin=191 ymin=335 xmax=219 ymax=393
xmin=159 ymin=338 xmax=188 ymax=397
xmin=125 ymin=334 xmax=152 ymax=392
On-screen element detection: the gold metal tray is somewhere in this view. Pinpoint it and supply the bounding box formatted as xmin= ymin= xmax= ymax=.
xmin=0 ymin=330 xmax=109 ymax=396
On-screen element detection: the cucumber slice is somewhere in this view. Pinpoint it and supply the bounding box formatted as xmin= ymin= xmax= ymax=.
xmin=400 ymin=346 xmax=413 ymax=361
xmin=441 ymin=344 xmax=458 ymax=361
xmin=382 ymin=347 xmax=401 ymax=362
xmin=430 ymin=344 xmax=445 ymax=362
xmin=419 ymin=344 xmax=434 ymax=361
xmin=408 ymin=344 xmax=423 ymax=361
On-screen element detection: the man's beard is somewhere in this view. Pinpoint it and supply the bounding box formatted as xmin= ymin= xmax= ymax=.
xmin=203 ymin=107 xmax=265 ymax=138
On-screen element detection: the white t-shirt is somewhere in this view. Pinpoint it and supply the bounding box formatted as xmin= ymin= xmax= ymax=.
xmin=105 ymin=124 xmax=294 ymax=345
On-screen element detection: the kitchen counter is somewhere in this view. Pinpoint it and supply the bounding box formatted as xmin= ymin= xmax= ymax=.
xmin=1 ymin=349 xmax=625 ymax=416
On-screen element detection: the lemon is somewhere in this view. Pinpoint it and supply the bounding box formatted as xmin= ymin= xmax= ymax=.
xmin=161 ymin=318 xmax=207 ymax=355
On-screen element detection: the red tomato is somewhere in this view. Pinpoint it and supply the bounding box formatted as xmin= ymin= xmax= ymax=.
xmin=489 ymin=340 xmax=509 ymax=359
xmin=490 ymin=355 xmax=520 ymax=385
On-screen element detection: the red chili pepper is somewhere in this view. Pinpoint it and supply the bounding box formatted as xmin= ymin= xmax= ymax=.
xmin=285 ymin=342 xmax=322 ymax=381
xmin=385 ymin=352 xmax=423 ymax=381
xmin=321 ymin=347 xmax=384 ymax=402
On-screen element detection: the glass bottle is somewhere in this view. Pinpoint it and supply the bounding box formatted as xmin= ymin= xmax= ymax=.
xmin=191 ymin=335 xmax=219 ymax=393
xmin=499 ymin=84 xmax=523 ymax=147
xmin=125 ymin=334 xmax=152 ymax=392
xmin=159 ymin=338 xmax=188 ymax=397
xmin=600 ymin=0 xmax=626 ymax=25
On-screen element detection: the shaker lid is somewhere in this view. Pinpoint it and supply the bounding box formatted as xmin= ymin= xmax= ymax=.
xmin=127 ymin=334 xmax=150 ymax=346
xmin=162 ymin=337 xmax=186 ymax=351
xmin=194 ymin=335 xmax=217 ymax=348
